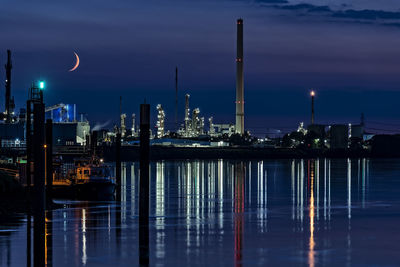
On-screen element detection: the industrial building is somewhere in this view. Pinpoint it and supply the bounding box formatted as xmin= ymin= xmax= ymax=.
xmin=44 ymin=103 xmax=90 ymax=146
xmin=52 ymin=121 xmax=90 ymax=146
xmin=175 ymin=94 xmax=206 ymax=138
xmin=45 ymin=103 xmax=77 ymax=123
xmin=156 ymin=104 xmax=165 ymax=138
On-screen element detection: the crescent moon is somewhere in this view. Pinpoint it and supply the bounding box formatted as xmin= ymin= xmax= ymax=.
xmin=69 ymin=52 xmax=80 ymax=72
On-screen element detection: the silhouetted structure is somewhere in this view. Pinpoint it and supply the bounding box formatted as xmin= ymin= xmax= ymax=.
xmin=235 ymin=19 xmax=244 ymax=135
xmin=139 ymin=103 xmax=150 ymax=266
xmin=175 ymin=67 xmax=178 ymax=130
xmin=4 ymin=50 xmax=15 ymax=123
xmin=116 ymin=132 xmax=121 ymax=200
xmin=46 ymin=119 xmax=53 ymax=204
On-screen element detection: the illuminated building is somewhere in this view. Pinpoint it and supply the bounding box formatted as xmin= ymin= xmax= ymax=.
xmin=156 ymin=104 xmax=165 ymax=138
xmin=45 ymin=104 xmax=90 ymax=146
xmin=208 ymin=117 xmax=215 ymax=135
xmin=184 ymin=94 xmax=191 ymax=135
xmin=177 ymin=94 xmax=205 ymax=138
xmin=120 ymin=113 xmax=127 ymax=137
xmin=45 ymin=103 xmax=76 ymax=122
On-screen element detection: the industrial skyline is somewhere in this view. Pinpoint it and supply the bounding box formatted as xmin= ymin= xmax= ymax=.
xmin=3 ymin=1 xmax=400 ymax=135
xmin=2 ymin=2 xmax=400 ymax=267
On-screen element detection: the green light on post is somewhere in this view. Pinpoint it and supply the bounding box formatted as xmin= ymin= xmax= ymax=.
xmin=39 ymin=81 xmax=45 ymax=90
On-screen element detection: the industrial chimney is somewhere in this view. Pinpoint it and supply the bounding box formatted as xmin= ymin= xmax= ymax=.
xmin=4 ymin=50 xmax=14 ymax=123
xmin=235 ymin=19 xmax=244 ymax=135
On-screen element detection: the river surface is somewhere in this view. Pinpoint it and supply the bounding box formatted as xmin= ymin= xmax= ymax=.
xmin=1 ymin=158 xmax=400 ymax=266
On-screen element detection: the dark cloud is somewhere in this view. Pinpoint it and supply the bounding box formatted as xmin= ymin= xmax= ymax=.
xmin=279 ymin=3 xmax=330 ymax=13
xmin=256 ymin=0 xmax=288 ymax=3
xmin=333 ymin=9 xmax=400 ymax=20
xmin=258 ymin=1 xmax=400 ymax=26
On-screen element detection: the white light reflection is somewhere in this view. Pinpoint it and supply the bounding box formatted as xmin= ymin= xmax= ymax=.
xmin=362 ymin=158 xmax=366 ymax=208
xmin=82 ymin=209 xmax=87 ymax=266
xmin=257 ymin=161 xmax=267 ymax=232
xmin=297 ymin=162 xmax=300 ymax=221
xmin=347 ymin=159 xmax=351 ymax=219
xmin=328 ymin=160 xmax=331 ymax=221
xmin=122 ymin=162 xmax=127 ymax=222
xmin=218 ymin=159 xmax=224 ymax=229
xmin=291 ymin=160 xmax=295 ymax=220
xmin=196 ymin=161 xmax=201 ymax=248
xmin=248 ymin=161 xmax=252 ymax=204
xmin=155 ymin=161 xmax=165 ymax=259
xmin=185 ymin=161 xmax=192 ymax=250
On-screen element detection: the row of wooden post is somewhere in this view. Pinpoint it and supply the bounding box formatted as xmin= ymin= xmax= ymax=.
xmin=27 ymin=102 xmax=149 ymax=266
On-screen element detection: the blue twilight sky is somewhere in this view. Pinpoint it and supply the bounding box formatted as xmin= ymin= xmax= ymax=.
xmin=2 ymin=0 xmax=400 ymax=135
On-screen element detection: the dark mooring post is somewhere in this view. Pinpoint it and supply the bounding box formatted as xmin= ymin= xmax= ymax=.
xmin=139 ymin=103 xmax=150 ymax=267
xmin=45 ymin=119 xmax=53 ymax=205
xmin=116 ymin=132 xmax=121 ymax=201
xmin=26 ymin=101 xmax=32 ymax=204
xmin=26 ymin=100 xmax=32 ymax=267
xmin=33 ymin=102 xmax=45 ymax=267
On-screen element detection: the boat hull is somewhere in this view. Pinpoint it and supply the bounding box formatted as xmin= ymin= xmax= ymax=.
xmin=53 ymin=182 xmax=116 ymax=200
xmin=73 ymin=181 xmax=116 ymax=200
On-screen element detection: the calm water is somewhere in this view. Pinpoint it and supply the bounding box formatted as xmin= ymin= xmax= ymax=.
xmin=1 ymin=158 xmax=400 ymax=266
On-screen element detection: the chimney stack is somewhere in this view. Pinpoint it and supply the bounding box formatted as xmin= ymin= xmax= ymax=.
xmin=235 ymin=19 xmax=244 ymax=135
xmin=5 ymin=50 xmax=13 ymax=123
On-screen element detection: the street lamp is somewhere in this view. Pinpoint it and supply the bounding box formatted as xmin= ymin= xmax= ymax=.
xmin=310 ymin=90 xmax=315 ymax=124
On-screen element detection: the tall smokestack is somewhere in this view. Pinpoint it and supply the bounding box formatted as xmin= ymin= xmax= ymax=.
xmin=175 ymin=67 xmax=178 ymax=131
xmin=4 ymin=50 xmax=12 ymax=123
xmin=235 ymin=19 xmax=244 ymax=135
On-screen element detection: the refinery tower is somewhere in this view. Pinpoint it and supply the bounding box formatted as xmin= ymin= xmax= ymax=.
xmin=235 ymin=19 xmax=244 ymax=135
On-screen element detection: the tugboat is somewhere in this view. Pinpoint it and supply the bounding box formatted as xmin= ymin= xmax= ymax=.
xmin=53 ymin=157 xmax=116 ymax=200
xmin=68 ymin=157 xmax=116 ymax=199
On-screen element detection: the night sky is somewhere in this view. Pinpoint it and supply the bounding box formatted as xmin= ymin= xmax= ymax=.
xmin=3 ymin=0 xmax=400 ymax=136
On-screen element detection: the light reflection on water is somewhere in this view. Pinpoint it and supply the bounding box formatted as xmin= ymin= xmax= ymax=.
xmin=3 ymin=158 xmax=400 ymax=266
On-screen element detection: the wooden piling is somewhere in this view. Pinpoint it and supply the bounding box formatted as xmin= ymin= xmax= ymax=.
xmin=116 ymin=132 xmax=121 ymax=201
xmin=33 ymin=102 xmax=45 ymax=267
xmin=139 ymin=103 xmax=150 ymax=266
xmin=45 ymin=119 xmax=53 ymax=204
xmin=26 ymin=101 xmax=32 ymax=204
